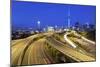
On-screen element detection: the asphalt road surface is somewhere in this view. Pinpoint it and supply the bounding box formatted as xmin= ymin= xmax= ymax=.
xmin=69 ymin=37 xmax=96 ymax=56
xmin=11 ymin=32 xmax=96 ymax=66
xmin=11 ymin=33 xmax=55 ymax=66
xmin=46 ymin=36 xmax=95 ymax=62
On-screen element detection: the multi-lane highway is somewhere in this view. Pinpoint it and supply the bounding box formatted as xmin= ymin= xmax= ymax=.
xmin=69 ymin=37 xmax=96 ymax=56
xmin=47 ymin=36 xmax=95 ymax=62
xmin=11 ymin=33 xmax=55 ymax=65
xmin=21 ymin=39 xmax=55 ymax=65
xmin=11 ymin=32 xmax=96 ymax=66
xmin=66 ymin=31 xmax=96 ymax=56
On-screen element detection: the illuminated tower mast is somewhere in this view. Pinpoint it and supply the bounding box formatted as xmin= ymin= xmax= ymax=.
xmin=37 ymin=20 xmax=40 ymax=29
xmin=68 ymin=7 xmax=71 ymax=28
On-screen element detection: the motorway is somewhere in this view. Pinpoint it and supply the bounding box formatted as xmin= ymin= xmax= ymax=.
xmin=64 ymin=33 xmax=77 ymax=48
xmin=69 ymin=37 xmax=96 ymax=56
xmin=47 ymin=36 xmax=95 ymax=62
xmin=11 ymin=33 xmax=55 ymax=65
xmin=21 ymin=39 xmax=55 ymax=65
xmin=66 ymin=31 xmax=96 ymax=56
xmin=11 ymin=32 xmax=96 ymax=66
xmin=11 ymin=35 xmax=35 ymax=65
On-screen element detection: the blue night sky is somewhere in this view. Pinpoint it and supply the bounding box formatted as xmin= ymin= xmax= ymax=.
xmin=12 ymin=1 xmax=96 ymax=29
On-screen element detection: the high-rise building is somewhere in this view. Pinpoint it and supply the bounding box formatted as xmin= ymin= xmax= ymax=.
xmin=47 ymin=26 xmax=54 ymax=32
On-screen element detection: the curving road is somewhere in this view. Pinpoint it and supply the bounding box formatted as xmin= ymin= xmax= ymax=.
xmin=66 ymin=31 xmax=96 ymax=56
xmin=21 ymin=39 xmax=55 ymax=65
xmin=47 ymin=36 xmax=95 ymax=62
xmin=11 ymin=33 xmax=55 ymax=66
xmin=69 ymin=37 xmax=96 ymax=56
xmin=64 ymin=33 xmax=77 ymax=48
xmin=11 ymin=35 xmax=35 ymax=65
xmin=11 ymin=32 xmax=96 ymax=66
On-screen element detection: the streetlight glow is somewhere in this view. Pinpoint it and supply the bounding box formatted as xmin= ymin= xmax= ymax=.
xmin=37 ymin=20 xmax=40 ymax=29
xmin=37 ymin=20 xmax=40 ymax=24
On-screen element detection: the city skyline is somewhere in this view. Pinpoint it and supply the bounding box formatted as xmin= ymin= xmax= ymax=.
xmin=12 ymin=1 xmax=96 ymax=30
xmin=11 ymin=1 xmax=96 ymax=66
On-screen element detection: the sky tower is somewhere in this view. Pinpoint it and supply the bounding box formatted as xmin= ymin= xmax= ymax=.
xmin=68 ymin=6 xmax=71 ymax=28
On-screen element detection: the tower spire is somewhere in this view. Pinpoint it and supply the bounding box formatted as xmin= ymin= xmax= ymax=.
xmin=68 ymin=6 xmax=70 ymax=28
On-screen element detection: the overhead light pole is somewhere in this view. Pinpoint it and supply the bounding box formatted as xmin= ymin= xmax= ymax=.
xmin=37 ymin=20 xmax=40 ymax=29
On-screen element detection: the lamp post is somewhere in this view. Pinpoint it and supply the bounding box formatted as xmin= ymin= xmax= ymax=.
xmin=37 ymin=20 xmax=40 ymax=29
